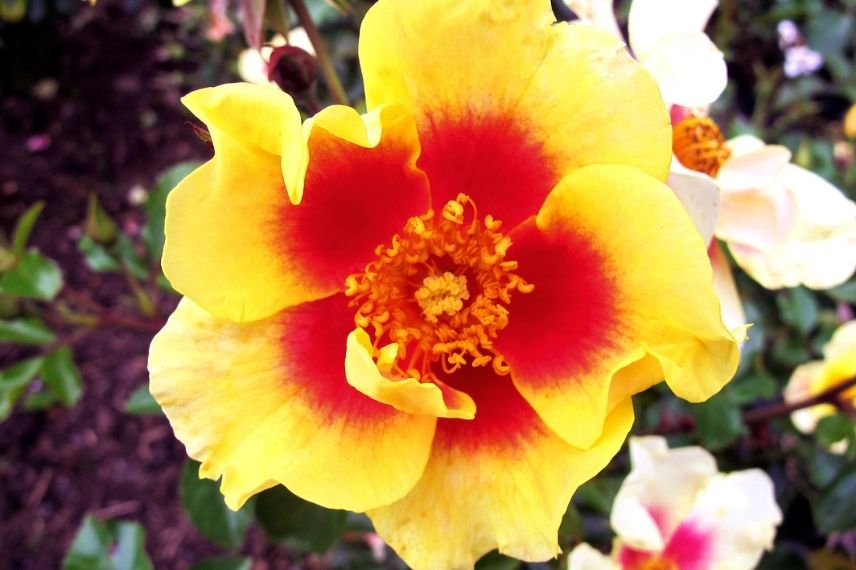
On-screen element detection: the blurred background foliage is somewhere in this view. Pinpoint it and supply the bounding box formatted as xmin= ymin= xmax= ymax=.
xmin=1 ymin=0 xmax=856 ymax=568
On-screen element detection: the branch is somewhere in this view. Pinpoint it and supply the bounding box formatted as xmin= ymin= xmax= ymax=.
xmin=743 ymin=376 xmax=856 ymax=424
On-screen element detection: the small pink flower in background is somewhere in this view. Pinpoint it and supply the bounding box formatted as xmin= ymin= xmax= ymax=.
xmin=568 ymin=436 xmax=782 ymax=570
xmin=777 ymin=20 xmax=823 ymax=78
xmin=25 ymin=133 xmax=52 ymax=153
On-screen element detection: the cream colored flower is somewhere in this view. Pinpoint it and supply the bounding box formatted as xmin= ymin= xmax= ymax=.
xmin=567 ymin=0 xmax=726 ymax=107
xmin=720 ymin=136 xmax=856 ymax=290
xmin=786 ymin=320 xmax=856 ymax=452
xmin=569 ymin=436 xmax=782 ymax=570
xmin=628 ymin=0 xmax=727 ymax=107
xmin=673 ymin=119 xmax=856 ymax=291
xmin=665 ymin=162 xmax=747 ymax=334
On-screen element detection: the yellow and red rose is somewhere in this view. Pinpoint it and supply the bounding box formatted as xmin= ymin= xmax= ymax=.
xmin=149 ymin=1 xmax=741 ymax=567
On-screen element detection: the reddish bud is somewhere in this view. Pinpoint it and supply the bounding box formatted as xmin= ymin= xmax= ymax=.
xmin=267 ymin=45 xmax=319 ymax=96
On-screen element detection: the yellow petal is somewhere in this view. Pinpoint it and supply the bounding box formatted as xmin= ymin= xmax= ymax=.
xmin=368 ymin=370 xmax=635 ymax=570
xmin=345 ymin=328 xmax=476 ymax=419
xmin=164 ymin=84 xmax=428 ymax=322
xmin=149 ymin=295 xmax=435 ymax=512
xmin=495 ymin=165 xmax=740 ymax=449
xmin=359 ymin=0 xmax=671 ymax=227
xmin=844 ymin=103 xmax=856 ymax=138
xmin=785 ymin=361 xmax=830 ymax=434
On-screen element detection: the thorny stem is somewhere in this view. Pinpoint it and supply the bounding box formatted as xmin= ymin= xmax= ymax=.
xmin=743 ymin=376 xmax=856 ymax=424
xmin=287 ymin=0 xmax=349 ymax=107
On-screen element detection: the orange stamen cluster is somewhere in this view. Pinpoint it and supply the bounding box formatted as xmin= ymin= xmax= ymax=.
xmin=672 ymin=116 xmax=731 ymax=177
xmin=638 ymin=559 xmax=679 ymax=570
xmin=344 ymin=194 xmax=533 ymax=381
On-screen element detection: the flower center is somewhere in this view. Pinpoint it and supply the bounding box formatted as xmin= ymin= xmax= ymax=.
xmin=415 ymin=272 xmax=470 ymax=322
xmin=672 ymin=116 xmax=731 ymax=177
xmin=344 ymin=193 xmax=533 ymax=381
xmin=638 ymin=558 xmax=679 ymax=570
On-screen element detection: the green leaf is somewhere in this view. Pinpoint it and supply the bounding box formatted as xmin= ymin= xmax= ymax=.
xmin=115 ymin=235 xmax=149 ymax=280
xmin=827 ymin=280 xmax=856 ymax=303
xmin=727 ymin=370 xmax=778 ymax=405
xmin=815 ymin=470 xmax=856 ymax=533
xmin=0 ymin=316 xmax=56 ymax=345
xmin=84 ymin=193 xmax=118 ymax=245
xmin=62 ymin=516 xmax=113 ymax=570
xmin=690 ymin=391 xmax=745 ymax=450
xmin=475 ymin=550 xmax=520 ymax=570
xmin=0 ymin=356 xmax=44 ymax=420
xmin=63 ymin=517 xmax=153 ymax=570
xmin=808 ymin=447 xmax=848 ymax=488
xmin=0 ymin=0 xmax=27 ymax=22
xmin=11 ymin=201 xmax=45 ymax=259
xmin=0 ymin=250 xmax=63 ymax=300
xmin=78 ymin=235 xmax=121 ymax=273
xmin=112 ymin=521 xmax=154 ymax=570
xmin=816 ymin=414 xmax=854 ymax=449
xmin=0 ymin=356 xmax=43 ymax=391
xmin=255 ymin=485 xmax=347 ymax=553
xmin=558 ymin=503 xmax=583 ymax=547
xmin=41 ymin=346 xmax=83 ymax=406
xmin=0 ymin=393 xmax=15 ymax=420
xmin=757 ymin=549 xmax=806 ymax=570
xmin=806 ymin=10 xmax=854 ymax=58
xmin=189 ymin=557 xmax=253 ymax=570
xmin=180 ymin=460 xmax=253 ymax=548
xmin=23 ymin=389 xmax=59 ymax=411
xmin=142 ymin=162 xmax=200 ymax=261
xmin=770 ymin=334 xmax=811 ymax=368
xmin=574 ymin=477 xmax=623 ymax=515
xmin=0 ymin=246 xmax=15 ymax=272
xmin=125 ymin=385 xmax=162 ymax=416
xmin=776 ymin=287 xmax=819 ymax=336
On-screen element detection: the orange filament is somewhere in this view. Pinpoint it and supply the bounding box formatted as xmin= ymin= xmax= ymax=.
xmin=673 ymin=116 xmax=731 ymax=177
xmin=344 ymin=194 xmax=533 ymax=381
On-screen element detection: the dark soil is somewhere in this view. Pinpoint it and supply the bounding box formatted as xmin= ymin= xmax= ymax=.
xmin=0 ymin=1 xmax=293 ymax=567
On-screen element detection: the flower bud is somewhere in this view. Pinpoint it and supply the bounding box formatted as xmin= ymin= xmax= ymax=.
xmin=267 ymin=45 xmax=318 ymax=96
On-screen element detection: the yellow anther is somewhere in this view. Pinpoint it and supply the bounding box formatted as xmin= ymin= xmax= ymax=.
xmin=442 ymin=200 xmax=465 ymax=224
xmin=415 ymin=272 xmax=470 ymax=323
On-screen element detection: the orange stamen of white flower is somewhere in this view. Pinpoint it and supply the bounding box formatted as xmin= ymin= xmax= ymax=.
xmin=640 ymin=558 xmax=679 ymax=570
xmin=344 ymin=194 xmax=534 ymax=381
xmin=673 ymin=116 xmax=731 ymax=177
